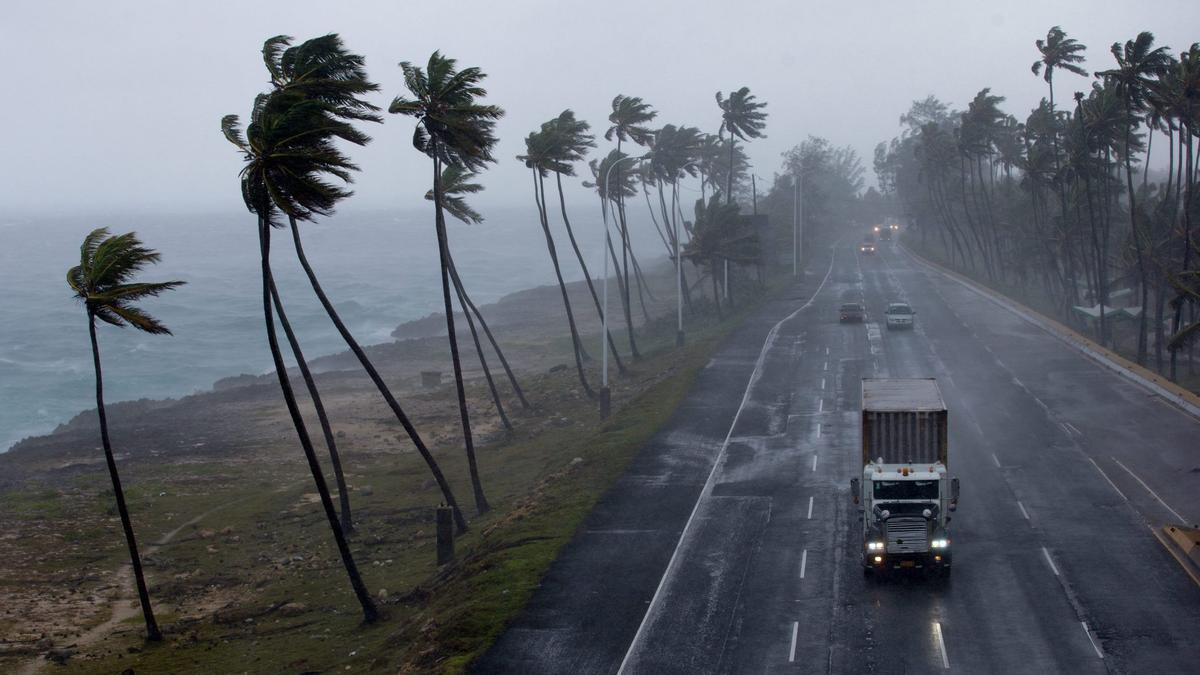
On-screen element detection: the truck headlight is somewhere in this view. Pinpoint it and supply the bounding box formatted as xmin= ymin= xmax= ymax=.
xmin=867 ymin=541 xmax=885 ymax=551
xmin=931 ymin=538 xmax=949 ymax=549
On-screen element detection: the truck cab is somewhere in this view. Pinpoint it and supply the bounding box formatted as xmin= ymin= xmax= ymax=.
xmin=852 ymin=379 xmax=958 ymax=577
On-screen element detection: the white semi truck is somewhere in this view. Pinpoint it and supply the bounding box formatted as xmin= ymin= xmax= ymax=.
xmin=851 ymin=378 xmax=959 ymax=576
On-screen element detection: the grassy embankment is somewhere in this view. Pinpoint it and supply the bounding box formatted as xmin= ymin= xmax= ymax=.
xmin=2 ymin=275 xmax=782 ymax=674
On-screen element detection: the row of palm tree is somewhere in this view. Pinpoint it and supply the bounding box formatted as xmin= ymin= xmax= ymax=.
xmin=71 ymin=33 xmax=776 ymax=639
xmin=876 ymin=27 xmax=1200 ymax=380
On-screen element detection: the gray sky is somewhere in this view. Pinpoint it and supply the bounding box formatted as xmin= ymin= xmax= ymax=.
xmin=3 ymin=0 xmax=1198 ymax=215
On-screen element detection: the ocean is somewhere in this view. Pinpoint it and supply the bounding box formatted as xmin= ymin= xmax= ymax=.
xmin=0 ymin=205 xmax=660 ymax=452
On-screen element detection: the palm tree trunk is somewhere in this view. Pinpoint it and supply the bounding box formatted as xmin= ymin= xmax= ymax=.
xmin=711 ymin=263 xmax=723 ymax=318
xmin=434 ymin=157 xmax=490 ymax=516
xmin=534 ymin=169 xmax=596 ymax=398
xmin=555 ymin=172 xmax=627 ymax=374
xmin=259 ymin=219 xmax=378 ymax=624
xmin=613 ymin=202 xmax=641 ymax=360
xmin=447 ymin=251 xmax=530 ymax=408
xmin=448 ymin=259 xmax=513 ymax=432
xmin=617 ymin=198 xmax=652 ymax=323
xmin=87 ymin=312 xmax=162 ymax=642
xmin=727 ymin=137 xmax=736 ymax=204
xmin=288 ymin=218 xmax=468 ymax=534
xmin=1124 ymin=100 xmax=1149 ymax=364
xmin=268 ymin=274 xmax=354 ymax=533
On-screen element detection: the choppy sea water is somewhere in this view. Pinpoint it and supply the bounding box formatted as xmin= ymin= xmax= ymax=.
xmin=0 ymin=206 xmax=657 ymax=452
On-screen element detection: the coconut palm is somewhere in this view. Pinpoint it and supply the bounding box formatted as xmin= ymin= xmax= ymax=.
xmin=540 ymin=110 xmax=628 ymax=374
xmin=518 ymin=128 xmax=596 ymax=398
xmin=221 ymin=90 xmax=381 ymax=623
xmin=716 ymin=87 xmax=768 ymax=203
xmin=424 ymin=165 xmax=516 ymax=431
xmin=1097 ymin=32 xmax=1174 ymax=364
xmin=68 ymin=228 xmax=184 ymax=642
xmin=605 ymin=95 xmax=657 ymax=359
xmin=390 ymin=51 xmax=503 ymax=516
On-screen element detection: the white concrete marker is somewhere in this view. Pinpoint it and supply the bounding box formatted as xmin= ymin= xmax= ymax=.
xmin=1017 ymin=501 xmax=1030 ymax=520
xmin=799 ymin=549 xmax=808 ymax=579
xmin=1111 ymin=457 xmax=1186 ymax=522
xmin=788 ymin=621 xmax=799 ymax=662
xmin=1041 ymin=547 xmax=1060 ymax=576
xmin=807 ymin=496 xmax=814 ymax=519
xmin=933 ymin=622 xmax=949 ymax=669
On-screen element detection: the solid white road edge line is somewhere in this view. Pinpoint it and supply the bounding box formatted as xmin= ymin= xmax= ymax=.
xmin=991 ymin=453 xmax=1001 ymax=468
xmin=1017 ymin=500 xmax=1030 ymax=521
xmin=1082 ymin=621 xmax=1104 ymax=659
xmin=1087 ymin=457 xmax=1129 ymax=501
xmin=1110 ymin=456 xmax=1187 ymax=522
xmin=1041 ymin=546 xmax=1060 ymax=576
xmin=616 ymin=242 xmax=842 ymax=674
xmin=932 ymin=621 xmax=949 ymax=669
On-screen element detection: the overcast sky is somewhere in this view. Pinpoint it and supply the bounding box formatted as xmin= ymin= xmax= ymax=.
xmin=3 ymin=0 xmax=1198 ymax=216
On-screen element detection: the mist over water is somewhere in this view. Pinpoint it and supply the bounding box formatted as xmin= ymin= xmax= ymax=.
xmin=0 ymin=206 xmax=660 ymax=452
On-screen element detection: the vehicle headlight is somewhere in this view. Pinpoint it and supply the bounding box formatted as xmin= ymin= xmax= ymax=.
xmin=931 ymin=538 xmax=949 ymax=549
xmin=867 ymin=541 xmax=885 ymax=551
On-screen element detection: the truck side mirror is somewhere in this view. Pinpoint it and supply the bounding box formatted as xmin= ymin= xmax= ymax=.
xmin=850 ymin=478 xmax=860 ymax=505
xmin=950 ymin=477 xmax=960 ymax=511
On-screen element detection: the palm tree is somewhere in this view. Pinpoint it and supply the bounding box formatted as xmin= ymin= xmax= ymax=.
xmin=1097 ymin=32 xmax=1174 ymax=364
xmin=518 ymin=128 xmax=596 ymax=398
xmin=424 ymin=165 xmax=515 ymax=431
xmin=390 ymin=51 xmax=504 ymax=516
xmin=716 ymin=87 xmax=768 ymax=203
xmin=68 ymin=228 xmax=184 ymax=642
xmin=605 ymin=95 xmax=657 ymax=359
xmin=541 ymin=111 xmax=628 ymax=374
xmin=222 ymin=89 xmax=381 ymax=623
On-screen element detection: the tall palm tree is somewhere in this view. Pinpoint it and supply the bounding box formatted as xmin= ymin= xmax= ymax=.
xmin=605 ymin=95 xmax=657 ymax=359
xmin=716 ymin=87 xmax=768 ymax=203
xmin=518 ymin=128 xmax=595 ymax=398
xmin=68 ymin=228 xmax=184 ymax=642
xmin=1097 ymin=32 xmax=1174 ymax=365
xmin=424 ymin=165 xmax=515 ymax=431
xmin=390 ymin=51 xmax=503 ymax=516
xmin=541 ymin=111 xmax=627 ymax=374
xmin=222 ymin=89 xmax=380 ymax=623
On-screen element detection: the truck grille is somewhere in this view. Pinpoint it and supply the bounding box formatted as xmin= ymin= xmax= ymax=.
xmin=886 ymin=517 xmax=929 ymax=554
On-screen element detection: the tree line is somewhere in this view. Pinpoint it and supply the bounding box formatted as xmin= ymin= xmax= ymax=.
xmin=876 ymin=27 xmax=1200 ymax=381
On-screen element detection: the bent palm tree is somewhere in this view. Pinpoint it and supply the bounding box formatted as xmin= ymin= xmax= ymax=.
xmin=519 ymin=128 xmax=596 ymax=398
xmin=390 ymin=51 xmax=504 ymax=516
xmin=222 ymin=89 xmax=381 ymax=623
xmin=716 ymin=87 xmax=768 ymax=203
xmin=425 ymin=165 xmax=515 ymax=431
xmin=68 ymin=228 xmax=184 ymax=642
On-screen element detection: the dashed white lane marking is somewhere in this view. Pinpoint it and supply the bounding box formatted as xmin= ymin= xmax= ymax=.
xmin=807 ymin=496 xmax=814 ymax=519
xmin=1041 ymin=547 xmax=1060 ymax=576
xmin=816 ymin=422 xmax=822 ymax=437
xmin=811 ymin=455 xmax=818 ymax=472
xmin=1060 ymin=421 xmax=1081 ymax=437
xmin=788 ymin=621 xmax=799 ymax=662
xmin=1110 ymin=456 xmax=1186 ymax=522
xmin=1087 ymin=457 xmax=1129 ymax=501
xmin=818 ymin=399 xmax=824 ymax=413
xmin=821 ymin=377 xmax=826 ymax=390
xmin=991 ymin=453 xmax=1001 ymax=468
xmin=1082 ymin=621 xmax=1104 ymax=659
xmin=1017 ymin=500 xmax=1030 ymax=520
xmin=825 ymin=346 xmax=830 ymax=355
xmin=799 ymin=549 xmax=808 ymax=579
xmin=932 ymin=622 xmax=949 ymax=669
xmin=823 ymin=361 xmax=829 ymax=371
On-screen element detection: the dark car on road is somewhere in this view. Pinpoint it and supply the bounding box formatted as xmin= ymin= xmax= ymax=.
xmin=840 ymin=302 xmax=865 ymax=322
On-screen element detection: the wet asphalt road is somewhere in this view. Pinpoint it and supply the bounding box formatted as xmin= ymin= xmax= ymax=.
xmin=477 ymin=239 xmax=1200 ymax=674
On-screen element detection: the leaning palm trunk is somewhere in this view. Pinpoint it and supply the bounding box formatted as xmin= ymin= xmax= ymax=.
xmin=259 ymin=219 xmax=378 ymax=624
xmin=434 ymin=156 xmax=490 ymax=516
xmin=268 ymin=274 xmax=354 ymax=533
xmin=448 ymin=260 xmax=513 ymax=431
xmin=87 ymin=313 xmax=162 ymax=642
xmin=534 ymin=169 xmax=596 ymax=398
xmin=555 ymin=173 xmax=627 ymax=374
xmin=615 ymin=199 xmax=646 ymax=354
xmin=447 ymin=251 xmax=530 ymax=408
xmin=288 ymin=218 xmax=469 ymax=534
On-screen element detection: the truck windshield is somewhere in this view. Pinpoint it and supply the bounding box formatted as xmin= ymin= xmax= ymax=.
xmin=873 ymin=480 xmax=938 ymax=500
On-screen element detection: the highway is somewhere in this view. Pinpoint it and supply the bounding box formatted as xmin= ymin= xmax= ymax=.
xmin=478 ymin=238 xmax=1200 ymax=674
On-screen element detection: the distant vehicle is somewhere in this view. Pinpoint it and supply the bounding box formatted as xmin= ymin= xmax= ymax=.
xmin=878 ymin=226 xmax=893 ymax=241
xmin=859 ymin=241 xmax=876 ymax=254
xmin=840 ymin=302 xmax=865 ymax=322
xmin=852 ymin=378 xmax=958 ymax=577
xmin=885 ymin=302 xmax=914 ymax=329
xmin=890 ymin=223 xmax=900 ymax=232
